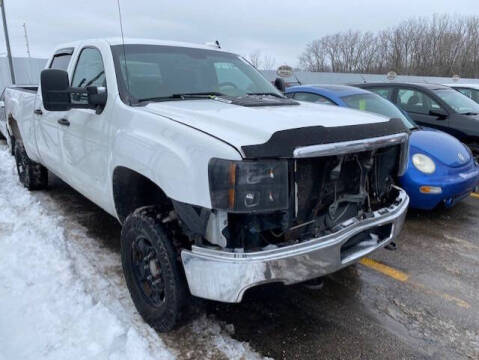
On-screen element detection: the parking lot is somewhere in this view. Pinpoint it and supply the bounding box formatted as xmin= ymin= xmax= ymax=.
xmin=27 ymin=167 xmax=478 ymax=360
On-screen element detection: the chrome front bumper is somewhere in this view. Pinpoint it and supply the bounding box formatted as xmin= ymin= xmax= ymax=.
xmin=181 ymin=188 xmax=409 ymax=303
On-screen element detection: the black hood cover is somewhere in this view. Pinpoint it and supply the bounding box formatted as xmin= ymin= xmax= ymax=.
xmin=241 ymin=118 xmax=409 ymax=158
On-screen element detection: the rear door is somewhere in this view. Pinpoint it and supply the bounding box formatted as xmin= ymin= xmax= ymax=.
xmin=34 ymin=48 xmax=73 ymax=173
xmin=395 ymin=87 xmax=450 ymax=131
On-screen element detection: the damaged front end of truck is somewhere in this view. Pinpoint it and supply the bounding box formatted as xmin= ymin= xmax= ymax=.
xmin=177 ymin=119 xmax=410 ymax=302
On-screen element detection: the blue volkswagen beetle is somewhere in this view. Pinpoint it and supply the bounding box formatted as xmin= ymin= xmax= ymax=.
xmin=285 ymin=85 xmax=479 ymax=210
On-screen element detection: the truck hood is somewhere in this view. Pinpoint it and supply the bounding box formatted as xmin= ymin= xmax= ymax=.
xmin=142 ymin=100 xmax=397 ymax=154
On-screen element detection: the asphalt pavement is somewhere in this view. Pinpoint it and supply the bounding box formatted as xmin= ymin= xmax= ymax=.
xmin=29 ymin=172 xmax=479 ymax=359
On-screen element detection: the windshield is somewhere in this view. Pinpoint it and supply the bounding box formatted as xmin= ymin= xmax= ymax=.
xmin=111 ymin=44 xmax=281 ymax=103
xmin=341 ymin=93 xmax=416 ymax=129
xmin=434 ymin=89 xmax=479 ymax=114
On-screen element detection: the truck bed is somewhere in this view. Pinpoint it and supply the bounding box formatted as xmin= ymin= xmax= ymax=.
xmin=4 ymin=85 xmax=40 ymax=159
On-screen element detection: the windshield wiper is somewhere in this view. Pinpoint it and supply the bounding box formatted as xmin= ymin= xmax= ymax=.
xmin=247 ymin=92 xmax=285 ymax=98
xmin=460 ymin=112 xmax=479 ymax=115
xmin=138 ymin=92 xmax=226 ymax=103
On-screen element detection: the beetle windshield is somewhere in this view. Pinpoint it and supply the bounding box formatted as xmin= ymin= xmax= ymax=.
xmin=434 ymin=89 xmax=479 ymax=114
xmin=111 ymin=44 xmax=281 ymax=103
xmin=341 ymin=93 xmax=416 ymax=129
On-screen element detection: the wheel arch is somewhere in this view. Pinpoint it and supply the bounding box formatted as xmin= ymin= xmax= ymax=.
xmin=112 ymin=166 xmax=174 ymax=224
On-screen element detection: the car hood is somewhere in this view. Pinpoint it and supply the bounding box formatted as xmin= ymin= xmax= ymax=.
xmin=142 ymin=99 xmax=396 ymax=154
xmin=410 ymin=128 xmax=471 ymax=167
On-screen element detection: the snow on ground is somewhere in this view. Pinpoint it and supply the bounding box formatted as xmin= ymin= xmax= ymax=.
xmin=0 ymin=145 xmax=264 ymax=360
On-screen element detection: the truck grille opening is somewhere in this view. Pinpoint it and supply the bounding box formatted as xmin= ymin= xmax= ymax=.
xmin=224 ymin=145 xmax=401 ymax=251
xmin=340 ymin=223 xmax=393 ymax=261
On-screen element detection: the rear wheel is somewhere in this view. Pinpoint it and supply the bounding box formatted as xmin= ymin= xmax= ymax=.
xmin=14 ymin=142 xmax=48 ymax=190
xmin=121 ymin=206 xmax=188 ymax=332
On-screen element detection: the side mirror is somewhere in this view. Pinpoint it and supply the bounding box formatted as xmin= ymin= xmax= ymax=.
xmin=429 ymin=108 xmax=448 ymax=119
xmin=274 ymin=77 xmax=286 ymax=93
xmin=87 ymin=86 xmax=107 ymax=107
xmin=41 ymin=69 xmax=71 ymax=111
xmin=41 ymin=69 xmax=107 ymax=112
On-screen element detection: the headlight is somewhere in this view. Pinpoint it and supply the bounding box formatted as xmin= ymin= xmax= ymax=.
xmin=412 ymin=153 xmax=436 ymax=174
xmin=208 ymin=158 xmax=289 ymax=212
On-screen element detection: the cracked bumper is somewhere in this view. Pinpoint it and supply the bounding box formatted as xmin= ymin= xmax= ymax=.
xmin=181 ymin=188 xmax=409 ymax=303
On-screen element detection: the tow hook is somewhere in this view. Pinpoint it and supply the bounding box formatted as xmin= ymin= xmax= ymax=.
xmin=385 ymin=241 xmax=397 ymax=251
xmin=302 ymin=277 xmax=324 ymax=290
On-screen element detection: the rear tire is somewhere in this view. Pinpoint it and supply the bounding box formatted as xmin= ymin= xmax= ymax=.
xmin=14 ymin=142 xmax=48 ymax=190
xmin=9 ymin=134 xmax=15 ymax=155
xmin=121 ymin=206 xmax=188 ymax=332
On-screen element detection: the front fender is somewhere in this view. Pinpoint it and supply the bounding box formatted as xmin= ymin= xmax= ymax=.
xmin=109 ymin=107 xmax=242 ymax=211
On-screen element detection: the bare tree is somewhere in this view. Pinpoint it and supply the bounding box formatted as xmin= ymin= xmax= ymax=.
xmin=298 ymin=14 xmax=479 ymax=78
xmin=261 ymin=54 xmax=276 ymax=70
xmin=248 ymin=50 xmax=262 ymax=68
xmin=248 ymin=49 xmax=277 ymax=70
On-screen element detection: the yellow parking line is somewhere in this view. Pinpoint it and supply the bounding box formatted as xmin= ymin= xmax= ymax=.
xmin=359 ymin=258 xmax=409 ymax=282
xmin=410 ymin=281 xmax=471 ymax=309
xmin=470 ymin=193 xmax=479 ymax=199
xmin=443 ymin=234 xmax=479 ymax=251
xmin=359 ymin=258 xmax=471 ymax=309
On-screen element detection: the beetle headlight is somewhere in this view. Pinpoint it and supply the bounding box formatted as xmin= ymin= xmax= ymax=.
xmin=412 ymin=153 xmax=436 ymax=174
xmin=208 ymin=158 xmax=289 ymax=212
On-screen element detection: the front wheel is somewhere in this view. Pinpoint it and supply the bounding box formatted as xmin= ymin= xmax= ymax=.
xmin=14 ymin=142 xmax=48 ymax=190
xmin=121 ymin=206 xmax=188 ymax=332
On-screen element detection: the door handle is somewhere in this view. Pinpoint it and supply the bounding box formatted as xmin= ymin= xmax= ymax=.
xmin=57 ymin=118 xmax=70 ymax=126
xmin=34 ymin=109 xmax=43 ymax=115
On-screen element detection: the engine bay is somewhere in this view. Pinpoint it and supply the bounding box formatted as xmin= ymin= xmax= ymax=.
xmin=224 ymin=145 xmax=401 ymax=251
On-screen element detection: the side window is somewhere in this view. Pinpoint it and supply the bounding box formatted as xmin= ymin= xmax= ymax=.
xmin=71 ymin=48 xmax=106 ymax=104
xmin=397 ymin=88 xmax=441 ymax=115
xmin=368 ymin=87 xmax=393 ymax=101
xmin=291 ymin=92 xmax=335 ymax=105
xmin=50 ymin=54 xmax=72 ymax=71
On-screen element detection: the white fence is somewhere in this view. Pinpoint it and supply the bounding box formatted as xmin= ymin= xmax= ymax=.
xmin=1 ymin=57 xmax=478 ymax=92
xmin=0 ymin=57 xmax=47 ymax=91
xmin=261 ymin=70 xmax=479 ymax=86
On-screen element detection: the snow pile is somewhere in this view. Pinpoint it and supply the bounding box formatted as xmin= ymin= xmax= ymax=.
xmin=0 ymin=145 xmax=266 ymax=360
xmin=0 ymin=148 xmax=174 ymax=359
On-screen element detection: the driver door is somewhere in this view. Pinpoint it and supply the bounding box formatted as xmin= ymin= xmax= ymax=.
xmin=396 ymin=88 xmax=450 ymax=131
xmin=59 ymin=46 xmax=111 ymax=208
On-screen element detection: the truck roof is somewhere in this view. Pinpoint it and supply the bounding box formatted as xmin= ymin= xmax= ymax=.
xmin=54 ymin=38 xmax=230 ymax=53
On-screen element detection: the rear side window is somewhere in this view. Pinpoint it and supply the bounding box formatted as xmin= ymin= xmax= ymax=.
xmin=291 ymin=92 xmax=335 ymax=105
xmin=50 ymin=54 xmax=72 ymax=71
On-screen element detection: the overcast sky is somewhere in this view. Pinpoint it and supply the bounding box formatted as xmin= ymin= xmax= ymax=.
xmin=1 ymin=0 xmax=479 ymax=67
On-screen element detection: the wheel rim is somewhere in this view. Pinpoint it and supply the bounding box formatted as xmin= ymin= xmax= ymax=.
xmin=131 ymin=236 xmax=166 ymax=307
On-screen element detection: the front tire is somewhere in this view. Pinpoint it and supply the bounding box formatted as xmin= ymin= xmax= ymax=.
xmin=121 ymin=206 xmax=188 ymax=332
xmin=14 ymin=142 xmax=48 ymax=190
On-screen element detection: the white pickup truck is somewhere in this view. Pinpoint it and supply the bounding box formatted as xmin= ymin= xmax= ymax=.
xmin=4 ymin=38 xmax=410 ymax=331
